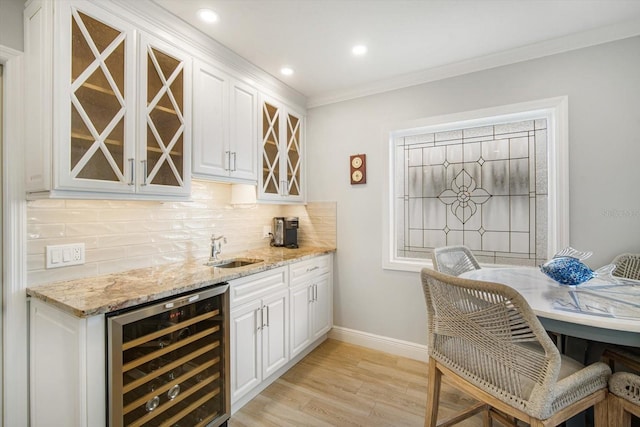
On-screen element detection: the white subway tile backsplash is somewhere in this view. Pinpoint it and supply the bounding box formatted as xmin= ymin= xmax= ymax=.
xmin=27 ymin=199 xmax=66 ymax=209
xmin=28 ymin=209 xmax=99 ymax=224
xmin=66 ymin=222 xmax=127 ymax=237
xmin=27 ymin=224 xmax=66 ymax=239
xmin=96 ymin=256 xmax=158 ymax=276
xmin=98 ymin=208 xmax=158 ymax=222
xmin=27 ymin=236 xmax=100 ymax=255
xmin=27 ymin=180 xmax=337 ymax=285
xmin=97 ymin=233 xmax=154 ymax=248
xmin=86 ymin=247 xmax=127 ymax=263
xmin=29 ymin=263 xmax=99 ymax=286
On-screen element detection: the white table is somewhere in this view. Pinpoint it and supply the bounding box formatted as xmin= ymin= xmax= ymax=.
xmin=460 ymin=267 xmax=640 ymax=347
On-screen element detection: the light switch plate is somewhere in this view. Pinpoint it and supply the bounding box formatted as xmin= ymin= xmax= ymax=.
xmin=46 ymin=243 xmax=85 ymax=269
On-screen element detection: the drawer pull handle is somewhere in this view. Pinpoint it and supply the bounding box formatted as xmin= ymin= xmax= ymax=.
xmin=306 ymin=266 xmax=320 ymax=272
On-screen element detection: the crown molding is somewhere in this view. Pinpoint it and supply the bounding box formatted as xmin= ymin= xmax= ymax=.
xmin=307 ymin=17 xmax=640 ymax=109
xmin=107 ymin=0 xmax=308 ymax=109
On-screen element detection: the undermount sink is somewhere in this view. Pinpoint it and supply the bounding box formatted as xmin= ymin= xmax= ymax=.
xmin=206 ymin=258 xmax=263 ymax=268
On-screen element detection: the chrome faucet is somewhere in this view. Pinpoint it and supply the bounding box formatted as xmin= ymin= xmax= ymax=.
xmin=210 ymin=235 xmax=227 ymax=261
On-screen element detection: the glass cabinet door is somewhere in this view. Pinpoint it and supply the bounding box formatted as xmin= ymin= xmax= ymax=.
xmin=259 ymin=97 xmax=304 ymax=201
xmin=261 ymin=101 xmax=281 ymax=196
xmin=68 ymin=8 xmax=133 ymax=188
xmin=285 ymin=112 xmax=302 ymax=197
xmin=139 ymin=35 xmax=191 ymax=195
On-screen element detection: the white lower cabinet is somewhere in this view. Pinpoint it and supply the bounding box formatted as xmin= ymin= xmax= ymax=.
xmin=289 ymin=256 xmax=333 ymax=359
xmin=230 ymin=289 xmax=288 ymax=403
xmin=29 ymin=299 xmax=105 ymax=427
xmin=229 ymin=254 xmax=333 ymax=412
xmin=229 ymin=267 xmax=289 ymax=403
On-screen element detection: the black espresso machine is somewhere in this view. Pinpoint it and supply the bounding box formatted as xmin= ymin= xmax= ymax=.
xmin=272 ymin=217 xmax=299 ymax=248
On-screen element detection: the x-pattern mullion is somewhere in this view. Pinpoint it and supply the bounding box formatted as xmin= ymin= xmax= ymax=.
xmin=71 ymin=94 xmax=126 ymax=181
xmin=145 ymin=47 xmax=185 ymax=186
xmin=286 ymin=115 xmax=301 ymax=193
xmin=146 ymin=118 xmax=184 ymax=186
xmin=70 ymin=10 xmax=127 ymax=182
xmin=146 ymin=48 xmax=183 ymax=120
xmin=262 ymin=104 xmax=280 ymax=192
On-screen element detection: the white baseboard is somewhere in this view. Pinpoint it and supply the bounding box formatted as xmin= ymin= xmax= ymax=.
xmin=328 ymin=326 xmax=428 ymax=362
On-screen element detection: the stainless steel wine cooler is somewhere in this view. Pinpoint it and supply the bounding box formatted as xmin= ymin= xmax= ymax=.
xmin=107 ymin=284 xmax=230 ymax=427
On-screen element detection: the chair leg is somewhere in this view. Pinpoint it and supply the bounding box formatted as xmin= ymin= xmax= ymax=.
xmin=482 ymin=406 xmax=491 ymax=427
xmin=608 ymin=394 xmax=631 ymax=427
xmin=425 ymin=358 xmax=442 ymax=427
xmin=593 ymin=396 xmax=608 ymax=427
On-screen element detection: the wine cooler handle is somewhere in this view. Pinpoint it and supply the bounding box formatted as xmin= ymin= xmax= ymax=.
xmin=164 ymin=293 xmax=200 ymax=309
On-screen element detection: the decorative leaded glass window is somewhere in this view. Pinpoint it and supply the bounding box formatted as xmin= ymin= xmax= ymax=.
xmin=383 ymin=99 xmax=569 ymax=271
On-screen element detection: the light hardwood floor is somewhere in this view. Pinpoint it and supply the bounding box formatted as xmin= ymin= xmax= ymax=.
xmin=228 ymin=339 xmax=486 ymax=427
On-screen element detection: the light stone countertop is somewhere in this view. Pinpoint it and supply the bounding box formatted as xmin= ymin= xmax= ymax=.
xmin=27 ymin=246 xmax=336 ymax=318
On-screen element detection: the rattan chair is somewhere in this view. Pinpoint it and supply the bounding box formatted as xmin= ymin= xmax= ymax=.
xmin=432 ymin=245 xmax=480 ymax=276
xmin=609 ymin=372 xmax=640 ymax=426
xmin=420 ymin=268 xmax=611 ymax=427
xmin=601 ymin=253 xmax=640 ymax=374
xmin=602 ymin=346 xmax=640 ymax=373
xmin=611 ymin=253 xmax=640 ymax=281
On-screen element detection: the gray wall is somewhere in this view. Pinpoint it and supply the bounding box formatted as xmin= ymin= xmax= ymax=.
xmin=306 ymin=36 xmax=640 ymax=345
xmin=0 ymin=0 xmax=24 ymax=51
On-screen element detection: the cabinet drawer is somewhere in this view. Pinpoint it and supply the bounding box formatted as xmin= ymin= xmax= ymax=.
xmin=230 ymin=267 xmax=288 ymax=307
xmin=289 ymin=255 xmax=331 ymax=287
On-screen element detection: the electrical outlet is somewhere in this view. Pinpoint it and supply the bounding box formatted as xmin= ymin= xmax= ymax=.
xmin=46 ymin=243 xmax=85 ymax=269
xmin=262 ymin=225 xmax=272 ymax=239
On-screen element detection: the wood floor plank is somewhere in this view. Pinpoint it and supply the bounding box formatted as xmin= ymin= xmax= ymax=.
xmin=229 ymin=339 xmax=488 ymax=427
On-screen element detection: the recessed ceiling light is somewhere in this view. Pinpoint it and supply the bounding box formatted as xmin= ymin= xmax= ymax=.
xmin=352 ymin=45 xmax=368 ymax=56
xmin=197 ymin=8 xmax=219 ymax=23
xmin=280 ymin=67 xmax=294 ymax=76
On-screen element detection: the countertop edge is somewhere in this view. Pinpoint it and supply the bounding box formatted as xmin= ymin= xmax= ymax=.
xmin=27 ymin=246 xmax=336 ymax=318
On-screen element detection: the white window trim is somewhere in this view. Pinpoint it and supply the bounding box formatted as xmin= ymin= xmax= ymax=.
xmin=382 ymin=96 xmax=569 ymax=272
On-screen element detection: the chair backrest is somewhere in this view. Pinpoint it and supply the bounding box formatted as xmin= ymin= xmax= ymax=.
xmin=432 ymin=245 xmax=481 ymax=276
xmin=611 ymin=253 xmax=640 ymax=281
xmin=421 ymin=268 xmax=562 ymax=417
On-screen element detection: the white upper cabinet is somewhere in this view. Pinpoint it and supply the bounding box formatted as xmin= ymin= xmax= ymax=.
xmin=137 ymin=33 xmax=191 ymax=196
xmin=258 ymin=94 xmax=305 ymax=203
xmin=192 ymin=60 xmax=257 ymax=183
xmin=24 ymin=0 xmax=191 ymax=199
xmin=25 ymin=0 xmax=305 ymax=200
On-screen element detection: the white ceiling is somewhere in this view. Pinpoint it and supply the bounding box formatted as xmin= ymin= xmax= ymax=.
xmin=153 ymin=0 xmax=640 ymax=106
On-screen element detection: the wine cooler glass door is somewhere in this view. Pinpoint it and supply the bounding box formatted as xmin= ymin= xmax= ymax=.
xmin=107 ymin=284 xmax=230 ymax=427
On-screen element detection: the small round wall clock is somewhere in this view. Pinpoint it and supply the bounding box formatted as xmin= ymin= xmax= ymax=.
xmin=350 ymin=154 xmax=366 ymax=185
